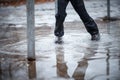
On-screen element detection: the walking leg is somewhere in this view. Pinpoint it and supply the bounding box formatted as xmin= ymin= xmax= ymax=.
xmin=54 ymin=0 xmax=69 ymax=37
xmin=70 ymin=0 xmax=100 ymax=40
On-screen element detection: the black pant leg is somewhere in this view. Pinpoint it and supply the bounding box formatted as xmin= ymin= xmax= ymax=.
xmin=55 ymin=0 xmax=69 ymax=37
xmin=70 ymin=0 xmax=99 ymax=35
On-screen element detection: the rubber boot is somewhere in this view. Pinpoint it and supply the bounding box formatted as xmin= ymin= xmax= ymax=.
xmin=54 ymin=14 xmax=66 ymax=37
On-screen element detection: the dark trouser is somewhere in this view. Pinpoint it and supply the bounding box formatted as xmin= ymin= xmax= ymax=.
xmin=55 ymin=0 xmax=99 ymax=37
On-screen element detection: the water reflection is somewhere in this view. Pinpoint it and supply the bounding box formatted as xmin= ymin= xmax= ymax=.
xmin=28 ymin=61 xmax=36 ymax=80
xmin=0 ymin=56 xmax=27 ymax=80
xmin=55 ymin=45 xmax=70 ymax=78
xmin=55 ymin=43 xmax=90 ymax=80
xmin=106 ymin=48 xmax=110 ymax=80
xmin=105 ymin=21 xmax=120 ymax=80
xmin=84 ymin=42 xmax=99 ymax=60
xmin=84 ymin=42 xmax=99 ymax=80
xmin=72 ymin=60 xmax=88 ymax=80
xmin=107 ymin=21 xmax=111 ymax=34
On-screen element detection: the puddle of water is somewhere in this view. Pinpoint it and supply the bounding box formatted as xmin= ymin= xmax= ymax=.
xmin=0 ymin=9 xmax=120 ymax=80
xmin=1 ymin=30 xmax=120 ymax=80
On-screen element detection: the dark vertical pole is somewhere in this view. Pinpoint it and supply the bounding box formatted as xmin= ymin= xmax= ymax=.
xmin=107 ymin=0 xmax=110 ymax=20
xmin=26 ymin=0 xmax=35 ymax=60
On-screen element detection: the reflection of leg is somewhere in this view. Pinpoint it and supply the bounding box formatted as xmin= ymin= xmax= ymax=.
xmin=72 ymin=60 xmax=88 ymax=80
xmin=56 ymin=46 xmax=70 ymax=78
xmin=57 ymin=62 xmax=69 ymax=78
xmin=55 ymin=36 xmax=63 ymax=44
xmin=54 ymin=0 xmax=69 ymax=37
xmin=70 ymin=0 xmax=100 ymax=40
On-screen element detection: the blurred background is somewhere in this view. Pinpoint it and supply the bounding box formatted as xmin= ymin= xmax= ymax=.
xmin=0 ymin=0 xmax=54 ymax=6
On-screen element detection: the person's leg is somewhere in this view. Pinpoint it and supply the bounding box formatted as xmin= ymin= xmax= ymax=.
xmin=70 ymin=0 xmax=100 ymax=40
xmin=55 ymin=0 xmax=69 ymax=37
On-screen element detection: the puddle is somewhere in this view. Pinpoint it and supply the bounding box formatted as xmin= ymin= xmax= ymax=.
xmin=0 ymin=21 xmax=120 ymax=80
xmin=0 ymin=1 xmax=120 ymax=80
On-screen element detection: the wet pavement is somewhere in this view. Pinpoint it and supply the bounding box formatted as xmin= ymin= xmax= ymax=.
xmin=0 ymin=20 xmax=120 ymax=80
xmin=0 ymin=1 xmax=120 ymax=80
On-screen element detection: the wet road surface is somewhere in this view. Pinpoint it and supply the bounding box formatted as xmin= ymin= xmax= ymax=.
xmin=0 ymin=1 xmax=120 ymax=80
xmin=0 ymin=20 xmax=120 ymax=80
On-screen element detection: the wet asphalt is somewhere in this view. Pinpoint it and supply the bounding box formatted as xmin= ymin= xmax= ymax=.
xmin=0 ymin=20 xmax=120 ymax=80
xmin=0 ymin=1 xmax=120 ymax=80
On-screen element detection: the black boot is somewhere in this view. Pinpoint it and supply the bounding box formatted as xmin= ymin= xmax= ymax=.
xmin=54 ymin=14 xmax=66 ymax=37
xmin=84 ymin=19 xmax=100 ymax=41
xmin=55 ymin=37 xmax=63 ymax=44
xmin=54 ymin=23 xmax=64 ymax=37
xmin=70 ymin=0 xmax=100 ymax=41
xmin=91 ymin=33 xmax=100 ymax=41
